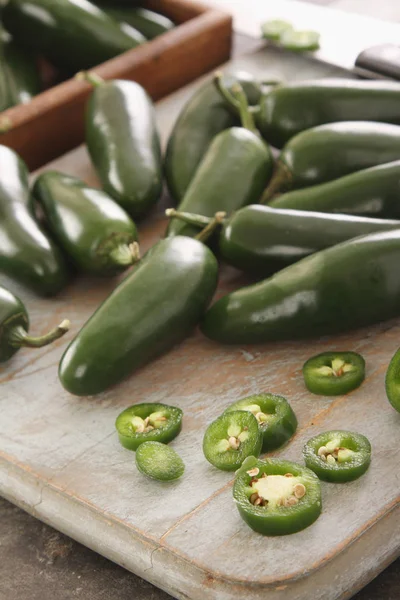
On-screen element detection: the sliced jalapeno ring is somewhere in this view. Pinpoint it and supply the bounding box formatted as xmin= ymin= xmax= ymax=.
xmin=115 ymin=402 xmax=182 ymax=450
xmin=203 ymin=411 xmax=262 ymax=471
xmin=135 ymin=441 xmax=185 ymax=482
xmin=233 ymin=457 xmax=322 ymax=536
xmin=225 ymin=393 xmax=297 ymax=452
xmin=303 ymin=430 xmax=371 ymax=482
xmin=303 ymin=351 xmax=365 ymax=396
xmin=261 ymin=19 xmax=293 ymax=41
xmin=280 ymin=29 xmax=320 ymax=52
xmin=385 ymin=347 xmax=400 ymax=412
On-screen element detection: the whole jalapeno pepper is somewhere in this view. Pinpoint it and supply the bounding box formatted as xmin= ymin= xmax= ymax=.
xmin=201 ymin=228 xmax=400 ymax=344
xmin=233 ymin=456 xmax=322 ymax=536
xmin=82 ymin=73 xmax=162 ymax=220
xmin=262 ymin=121 xmax=400 ymax=202
xmin=164 ymin=71 xmax=263 ymax=203
xmin=167 ymin=204 xmax=400 ymax=276
xmin=166 ymin=78 xmax=273 ymax=238
xmin=136 ymin=442 xmax=185 ymax=482
xmin=303 ymin=430 xmax=371 ymax=482
xmin=59 ymin=218 xmax=220 ymax=396
xmin=270 ymin=160 xmax=400 ymax=219
xmin=255 ymin=79 xmax=400 ymax=148
xmin=2 ymin=0 xmax=145 ymax=73
xmin=225 ymin=393 xmax=297 ymax=452
xmin=303 ymin=351 xmax=365 ymax=396
xmin=0 ymin=284 xmax=69 ymax=363
xmin=385 ymin=348 xmax=400 ymax=412
xmin=0 ymin=145 xmax=69 ymax=296
xmin=33 ymin=171 xmax=138 ymax=276
xmin=98 ymin=5 xmax=174 ymax=39
xmin=115 ymin=402 xmax=183 ymax=450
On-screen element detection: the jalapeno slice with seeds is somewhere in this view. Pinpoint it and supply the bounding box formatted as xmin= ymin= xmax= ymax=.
xmin=225 ymin=393 xmax=297 ymax=452
xmin=385 ymin=347 xmax=400 ymax=412
xmin=233 ymin=456 xmax=322 ymax=535
xmin=203 ymin=411 xmax=262 ymax=471
xmin=115 ymin=403 xmax=182 ymax=450
xmin=135 ymin=442 xmax=185 ymax=482
xmin=303 ymin=430 xmax=371 ymax=482
xmin=303 ymin=351 xmax=365 ymax=396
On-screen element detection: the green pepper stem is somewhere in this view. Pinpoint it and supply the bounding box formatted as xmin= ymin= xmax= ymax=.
xmin=260 ymin=162 xmax=292 ymax=204
xmin=165 ymin=208 xmax=214 ymax=228
xmin=195 ymin=211 xmax=226 ymax=243
xmin=213 ymin=71 xmax=261 ymax=118
xmin=8 ymin=319 xmax=70 ymax=349
xmin=109 ymin=242 xmax=141 ymax=266
xmin=75 ymin=71 xmax=104 ymax=87
xmin=230 ymin=83 xmax=257 ymax=132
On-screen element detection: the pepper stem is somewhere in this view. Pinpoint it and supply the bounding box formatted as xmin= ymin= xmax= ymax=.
xmin=165 ymin=208 xmax=215 ymax=229
xmin=195 ymin=212 xmax=226 ymax=243
xmin=213 ymin=71 xmax=261 ymax=119
xmin=109 ymin=242 xmax=141 ymax=266
xmin=231 ymin=83 xmax=257 ymax=132
xmin=75 ymin=71 xmax=104 ymax=87
xmin=8 ymin=319 xmax=71 ymax=349
xmin=260 ymin=162 xmax=292 ymax=204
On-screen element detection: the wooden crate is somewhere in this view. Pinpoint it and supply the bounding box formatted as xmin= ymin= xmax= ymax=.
xmin=0 ymin=0 xmax=232 ymax=170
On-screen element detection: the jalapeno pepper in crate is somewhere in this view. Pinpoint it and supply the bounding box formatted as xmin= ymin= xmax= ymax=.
xmin=116 ymin=403 xmax=183 ymax=450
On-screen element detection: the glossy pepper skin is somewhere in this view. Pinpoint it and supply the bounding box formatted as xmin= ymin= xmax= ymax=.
xmin=99 ymin=6 xmax=174 ymax=39
xmin=164 ymin=72 xmax=262 ymax=203
xmin=85 ymin=78 xmax=162 ymax=220
xmin=262 ymin=121 xmax=400 ymax=201
xmin=0 ymin=284 xmax=70 ymax=362
xmin=385 ymin=348 xmax=400 ymax=412
xmin=33 ymin=171 xmax=138 ymax=276
xmin=2 ymin=0 xmax=144 ymax=73
xmin=201 ymin=229 xmax=400 ymax=344
xmin=0 ymin=29 xmax=41 ymax=111
xmin=256 ymin=79 xmax=400 ymax=148
xmin=59 ymin=236 xmax=218 ymax=396
xmin=270 ymin=160 xmax=400 ymax=219
xmin=0 ymin=145 xmax=69 ymax=296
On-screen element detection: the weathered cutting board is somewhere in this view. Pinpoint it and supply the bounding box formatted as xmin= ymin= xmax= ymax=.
xmin=0 ymin=47 xmax=399 ymax=600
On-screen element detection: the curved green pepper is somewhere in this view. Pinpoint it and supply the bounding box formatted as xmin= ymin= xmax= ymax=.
xmin=303 ymin=430 xmax=371 ymax=482
xmin=0 ymin=145 xmax=69 ymax=296
xmin=116 ymin=402 xmax=183 ymax=450
xmin=225 ymin=393 xmax=297 ymax=452
xmin=262 ymin=121 xmax=400 ymax=201
xmin=201 ymin=228 xmax=400 ymax=343
xmin=166 ymin=81 xmax=273 ymax=238
xmin=270 ymin=160 xmax=400 ymax=218
xmin=0 ymin=284 xmax=69 ymax=362
xmin=303 ymin=351 xmax=365 ymax=396
xmin=256 ymin=78 xmax=400 ymax=148
xmin=33 ymin=171 xmax=138 ymax=276
xmin=2 ymin=0 xmax=144 ymax=73
xmin=233 ymin=457 xmax=322 ymax=535
xmin=385 ymin=348 xmax=400 ymax=412
xmin=99 ymin=6 xmax=174 ymax=39
xmin=164 ymin=71 xmax=262 ymax=203
xmin=84 ymin=75 xmax=162 ymax=220
xmin=136 ymin=442 xmax=185 ymax=482
xmin=59 ymin=232 xmax=218 ymax=396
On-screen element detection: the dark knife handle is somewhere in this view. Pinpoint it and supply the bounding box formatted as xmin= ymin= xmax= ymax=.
xmin=355 ymin=44 xmax=400 ymax=80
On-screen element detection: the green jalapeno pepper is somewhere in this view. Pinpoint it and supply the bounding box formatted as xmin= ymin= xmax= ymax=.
xmin=83 ymin=74 xmax=162 ymax=220
xmin=233 ymin=456 xmax=322 ymax=535
xmin=385 ymin=348 xmax=400 ymax=412
xmin=99 ymin=5 xmax=174 ymax=39
xmin=166 ymin=79 xmax=273 ymax=238
xmin=270 ymin=160 xmax=400 ymax=219
xmin=33 ymin=171 xmax=138 ymax=276
xmin=2 ymin=0 xmax=144 ymax=74
xmin=164 ymin=71 xmax=263 ymax=203
xmin=136 ymin=442 xmax=185 ymax=482
xmin=59 ymin=221 xmax=219 ymax=396
xmin=201 ymin=229 xmax=400 ymax=344
xmin=303 ymin=430 xmax=371 ymax=482
xmin=255 ymin=79 xmax=400 ymax=149
xmin=303 ymin=352 xmax=365 ymax=396
xmin=0 ymin=284 xmax=70 ymax=363
xmin=225 ymin=393 xmax=297 ymax=452
xmin=167 ymin=204 xmax=400 ymax=276
xmin=203 ymin=411 xmax=262 ymax=471
xmin=262 ymin=121 xmax=400 ymax=202
xmin=0 ymin=145 xmax=69 ymax=296
xmin=116 ymin=403 xmax=183 ymax=450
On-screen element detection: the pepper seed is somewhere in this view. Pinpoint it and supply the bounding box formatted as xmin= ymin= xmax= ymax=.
xmin=250 ymin=493 xmax=259 ymax=505
xmin=246 ymin=467 xmax=260 ymax=477
xmin=293 ymin=483 xmax=306 ymax=499
xmin=318 ymin=446 xmax=328 ymax=456
xmin=284 ymin=473 xmax=294 ymax=478
xmin=326 ymin=454 xmax=336 ymax=465
xmin=229 ymin=436 xmax=240 ymax=450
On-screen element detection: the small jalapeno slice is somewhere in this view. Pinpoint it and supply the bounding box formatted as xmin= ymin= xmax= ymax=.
xmin=261 ymin=19 xmax=293 ymax=41
xmin=280 ymin=29 xmax=320 ymax=52
xmin=303 ymin=430 xmax=371 ymax=483
xmin=115 ymin=403 xmax=182 ymax=450
xmin=225 ymin=393 xmax=297 ymax=452
xmin=385 ymin=347 xmax=400 ymax=412
xmin=233 ymin=456 xmax=322 ymax=536
xmin=303 ymin=351 xmax=365 ymax=396
xmin=203 ymin=411 xmax=262 ymax=471
xmin=135 ymin=442 xmax=185 ymax=482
